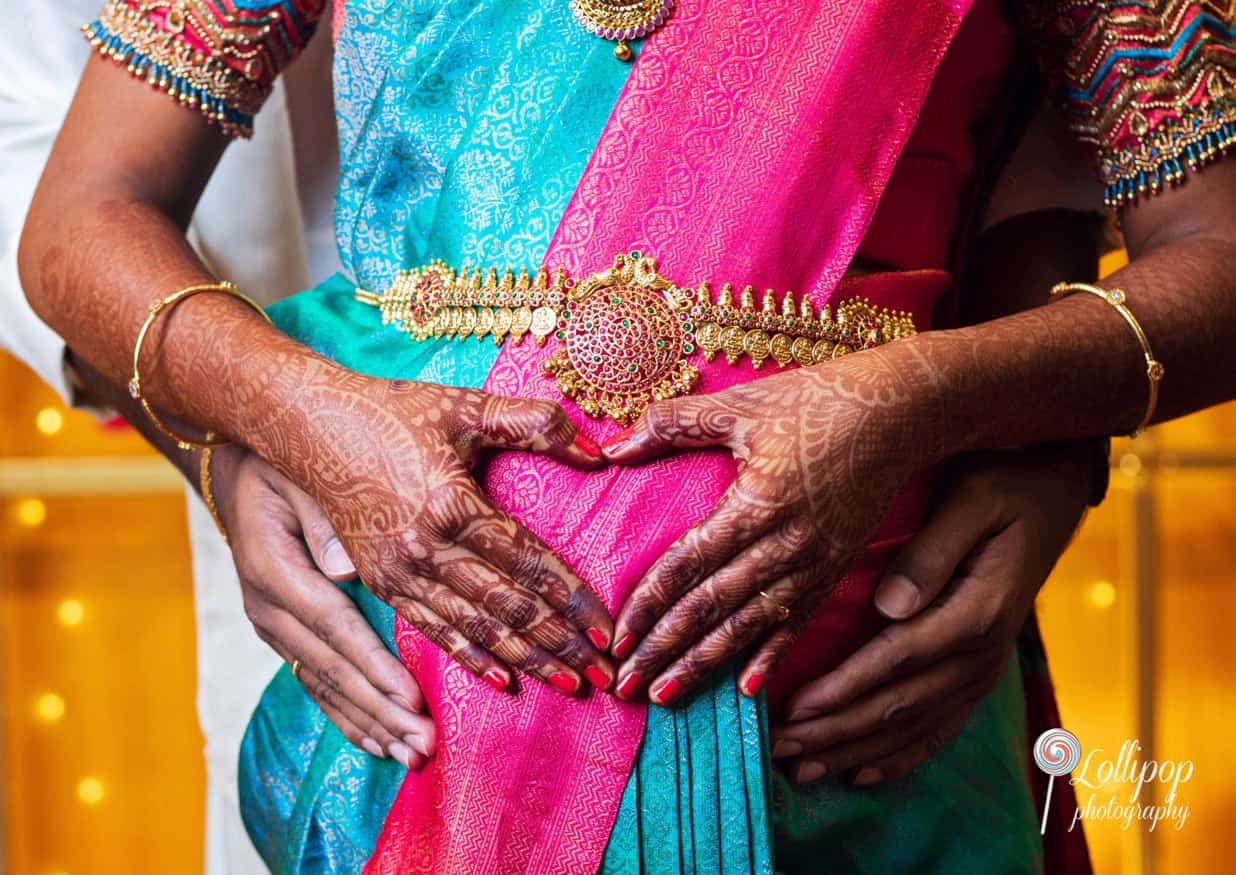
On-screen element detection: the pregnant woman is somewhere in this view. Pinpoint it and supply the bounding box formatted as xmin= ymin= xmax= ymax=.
xmin=20 ymin=0 xmax=1236 ymax=872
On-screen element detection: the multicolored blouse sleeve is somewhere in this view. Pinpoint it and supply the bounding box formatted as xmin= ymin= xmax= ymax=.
xmin=1029 ymin=1 xmax=1236 ymax=209
xmin=83 ymin=1 xmax=327 ymax=138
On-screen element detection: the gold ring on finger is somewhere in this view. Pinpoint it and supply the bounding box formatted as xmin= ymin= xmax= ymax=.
xmin=758 ymin=590 xmax=791 ymax=622
xmin=290 ymin=658 xmax=303 ymax=681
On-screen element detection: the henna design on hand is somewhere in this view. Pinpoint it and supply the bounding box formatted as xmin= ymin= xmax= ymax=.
xmin=605 ymin=352 xmax=934 ymax=705
xmin=256 ymin=376 xmax=617 ymax=696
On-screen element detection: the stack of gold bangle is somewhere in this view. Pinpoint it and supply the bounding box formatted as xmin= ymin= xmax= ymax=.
xmin=129 ymin=281 xmax=271 ymax=541
xmin=1049 ymin=282 xmax=1164 ymax=436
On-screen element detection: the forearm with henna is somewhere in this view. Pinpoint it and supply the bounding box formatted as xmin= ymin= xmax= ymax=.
xmin=18 ymin=58 xmax=336 ymax=457
xmin=873 ymin=161 xmax=1236 ymax=468
xmin=897 ymin=231 xmax=1236 ymax=464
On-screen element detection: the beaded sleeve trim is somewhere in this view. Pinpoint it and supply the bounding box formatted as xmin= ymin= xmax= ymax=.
xmin=82 ymin=0 xmax=324 ymax=138
xmin=1030 ymin=1 xmax=1236 ymax=208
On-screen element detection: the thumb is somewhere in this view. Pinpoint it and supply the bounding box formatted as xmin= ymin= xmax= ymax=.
xmin=874 ymin=478 xmax=1002 ymax=620
xmin=471 ymin=396 xmax=604 ymax=469
xmin=276 ymin=477 xmax=357 ymax=582
xmin=602 ymin=396 xmax=736 ymax=465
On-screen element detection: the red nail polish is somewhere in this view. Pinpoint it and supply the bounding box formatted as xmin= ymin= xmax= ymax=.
xmin=574 ymin=432 xmax=603 ymax=459
xmin=743 ymin=672 xmax=765 ymax=697
xmin=549 ymin=672 xmax=580 ymax=695
xmin=584 ymin=666 xmax=611 ymax=690
xmin=616 ymin=672 xmax=642 ymax=698
xmin=483 ymin=670 xmax=509 ymax=692
xmin=651 ymin=677 xmax=682 ymax=705
xmin=586 ymin=627 xmax=609 ymax=650
xmin=612 ymin=633 xmax=637 ymax=660
xmin=601 ymin=427 xmax=633 ymax=449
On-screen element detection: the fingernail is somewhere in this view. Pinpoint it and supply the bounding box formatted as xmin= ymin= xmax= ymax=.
xmin=574 ymin=432 xmax=604 ymax=459
xmin=771 ymin=739 xmax=802 ymax=759
xmin=549 ymin=672 xmax=580 ymax=695
xmin=322 ymin=538 xmax=356 ymax=577
xmin=616 ymin=672 xmax=642 ymax=698
xmin=875 ymin=574 xmax=919 ymax=619
xmin=389 ymin=742 xmax=414 ymax=769
xmin=650 ymin=677 xmax=682 ymax=706
xmin=612 ymin=633 xmax=637 ymax=660
xmin=601 ymin=427 xmax=633 ymax=449
xmin=796 ymin=761 xmax=826 ymax=784
xmin=742 ymin=672 xmax=765 ymax=697
xmin=788 ymin=706 xmax=815 ymax=722
xmin=404 ymin=733 xmax=430 ymax=757
xmin=361 ymin=737 xmax=385 ymax=758
xmin=852 ymin=767 xmax=882 ymax=786
xmin=586 ymin=627 xmax=609 ymax=650
xmin=484 ymin=670 xmax=509 ymax=692
xmin=584 ymin=665 xmax=611 ymax=690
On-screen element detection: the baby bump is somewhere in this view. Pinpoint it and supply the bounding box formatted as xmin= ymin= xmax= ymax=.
xmin=265 ymin=266 xmax=954 ymax=872
xmin=269 ymin=268 xmax=945 ymax=706
xmin=474 ymin=268 xmax=950 ymax=706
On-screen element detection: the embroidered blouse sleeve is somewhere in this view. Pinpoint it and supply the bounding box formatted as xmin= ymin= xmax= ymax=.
xmin=83 ymin=0 xmax=327 ymax=138
xmin=1030 ymin=1 xmax=1236 ymax=209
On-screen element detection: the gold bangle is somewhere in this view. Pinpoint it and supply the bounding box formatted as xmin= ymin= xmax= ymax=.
xmin=129 ymin=281 xmax=272 ymax=451
xmin=200 ymin=446 xmax=229 ymax=545
xmin=1049 ymin=282 xmax=1165 ymax=436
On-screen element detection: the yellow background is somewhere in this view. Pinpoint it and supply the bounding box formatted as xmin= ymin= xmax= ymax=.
xmin=1 ymin=253 xmax=1233 ymax=873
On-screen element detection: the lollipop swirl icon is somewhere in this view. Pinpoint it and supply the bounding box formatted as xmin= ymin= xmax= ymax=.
xmin=1034 ymin=728 xmax=1082 ymax=834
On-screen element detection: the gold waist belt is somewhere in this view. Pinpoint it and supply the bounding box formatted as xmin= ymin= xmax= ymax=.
xmin=355 ymin=252 xmax=917 ymax=424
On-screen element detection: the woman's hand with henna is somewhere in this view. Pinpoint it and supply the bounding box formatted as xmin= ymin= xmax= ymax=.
xmin=270 ymin=371 xmax=617 ymax=697
xmin=604 ymin=355 xmax=935 ymax=705
xmin=771 ymin=444 xmax=1091 ymax=785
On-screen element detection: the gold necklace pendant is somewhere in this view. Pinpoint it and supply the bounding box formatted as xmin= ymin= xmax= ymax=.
xmin=569 ymin=0 xmax=674 ymax=61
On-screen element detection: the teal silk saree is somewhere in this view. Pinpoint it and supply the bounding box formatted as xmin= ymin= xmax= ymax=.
xmin=239 ymin=1 xmax=1050 ymax=872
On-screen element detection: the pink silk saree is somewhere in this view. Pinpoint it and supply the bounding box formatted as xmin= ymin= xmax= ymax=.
xmin=363 ymin=1 xmax=987 ymax=872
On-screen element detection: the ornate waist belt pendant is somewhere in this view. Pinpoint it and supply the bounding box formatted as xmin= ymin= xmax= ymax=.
xmin=357 ymin=252 xmax=916 ymax=425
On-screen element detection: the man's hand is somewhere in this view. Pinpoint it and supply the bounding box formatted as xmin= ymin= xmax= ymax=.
xmin=771 ymin=444 xmax=1091 ymax=785
xmin=211 ymin=447 xmax=436 ymax=770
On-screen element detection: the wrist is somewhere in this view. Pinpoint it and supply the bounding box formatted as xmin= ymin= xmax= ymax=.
xmin=237 ymin=350 xmax=360 ymax=467
xmin=203 ymin=443 xmax=248 ymax=538
xmin=870 ymin=335 xmax=959 ymax=470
